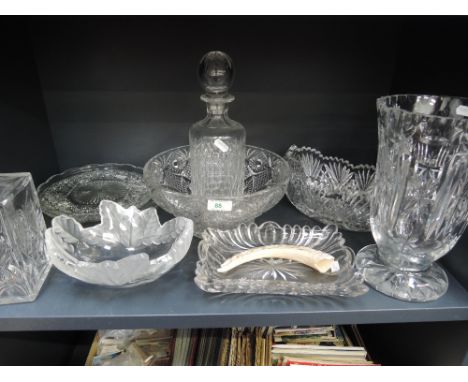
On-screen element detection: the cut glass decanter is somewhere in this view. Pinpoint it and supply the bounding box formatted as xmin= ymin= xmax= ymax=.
xmin=189 ymin=51 xmax=246 ymax=198
xmin=144 ymin=51 xmax=290 ymax=236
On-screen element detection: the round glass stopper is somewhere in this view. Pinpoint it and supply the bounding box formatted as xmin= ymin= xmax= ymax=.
xmin=198 ymin=51 xmax=234 ymax=95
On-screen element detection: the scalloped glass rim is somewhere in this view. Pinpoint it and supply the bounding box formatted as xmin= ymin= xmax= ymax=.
xmin=194 ymin=221 xmax=368 ymax=297
xmin=45 ymin=201 xmax=194 ymax=288
xmin=38 ymin=163 xmax=151 ymax=222
xmin=285 ymin=145 xmax=375 ymax=232
xmin=286 ymin=145 xmax=375 ymax=173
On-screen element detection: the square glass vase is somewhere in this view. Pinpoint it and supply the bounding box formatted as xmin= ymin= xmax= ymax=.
xmin=0 ymin=173 xmax=51 ymax=305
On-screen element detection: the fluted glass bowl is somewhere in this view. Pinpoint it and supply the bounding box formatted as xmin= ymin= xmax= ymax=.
xmin=45 ymin=200 xmax=194 ymax=287
xmin=194 ymin=221 xmax=368 ymax=296
xmin=285 ymin=145 xmax=375 ymax=232
xmin=143 ymin=146 xmax=290 ymax=236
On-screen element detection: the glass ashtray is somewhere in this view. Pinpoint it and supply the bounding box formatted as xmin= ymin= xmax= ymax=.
xmin=194 ymin=221 xmax=368 ymax=296
xmin=285 ymin=145 xmax=375 ymax=232
xmin=143 ymin=146 xmax=290 ymax=236
xmin=38 ymin=163 xmax=151 ymax=223
xmin=45 ymin=200 xmax=194 ymax=288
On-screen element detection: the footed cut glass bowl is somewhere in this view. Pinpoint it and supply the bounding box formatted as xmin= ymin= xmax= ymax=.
xmin=194 ymin=222 xmax=368 ymax=296
xmin=45 ymin=200 xmax=194 ymax=287
xmin=285 ymin=145 xmax=375 ymax=232
xmin=143 ymin=146 xmax=290 ymax=236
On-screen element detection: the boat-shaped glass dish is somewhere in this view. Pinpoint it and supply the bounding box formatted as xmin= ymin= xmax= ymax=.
xmin=195 ymin=221 xmax=368 ymax=296
xmin=45 ymin=200 xmax=194 ymax=287
xmin=285 ymin=146 xmax=375 ymax=232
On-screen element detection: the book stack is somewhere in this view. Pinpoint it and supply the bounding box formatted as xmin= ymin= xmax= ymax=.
xmin=171 ymin=328 xmax=227 ymax=365
xmin=194 ymin=328 xmax=224 ymax=366
xmin=171 ymin=327 xmax=271 ymax=366
xmin=171 ymin=329 xmax=194 ymax=366
xmin=271 ymin=325 xmax=377 ymax=366
xmin=253 ymin=327 xmax=274 ymax=366
xmin=90 ymin=325 xmax=376 ymax=366
xmin=226 ymin=327 xmax=255 ymax=366
xmin=216 ymin=327 xmax=274 ymax=366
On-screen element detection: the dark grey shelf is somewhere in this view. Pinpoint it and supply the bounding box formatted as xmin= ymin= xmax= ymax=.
xmin=0 ymin=201 xmax=467 ymax=331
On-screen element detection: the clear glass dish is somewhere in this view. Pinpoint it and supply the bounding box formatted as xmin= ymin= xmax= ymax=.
xmin=285 ymin=146 xmax=375 ymax=232
xmin=38 ymin=163 xmax=151 ymax=223
xmin=143 ymin=146 xmax=290 ymax=236
xmin=45 ymin=200 xmax=194 ymax=288
xmin=194 ymin=221 xmax=368 ymax=296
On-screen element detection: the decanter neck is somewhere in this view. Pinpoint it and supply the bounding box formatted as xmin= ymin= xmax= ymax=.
xmin=206 ymin=102 xmax=230 ymax=116
xmin=202 ymin=93 xmax=235 ymax=117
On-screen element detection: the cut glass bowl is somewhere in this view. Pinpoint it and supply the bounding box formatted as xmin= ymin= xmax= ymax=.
xmin=38 ymin=163 xmax=151 ymax=223
xmin=194 ymin=221 xmax=368 ymax=296
xmin=143 ymin=146 xmax=290 ymax=237
xmin=45 ymin=200 xmax=194 ymax=288
xmin=285 ymin=145 xmax=375 ymax=232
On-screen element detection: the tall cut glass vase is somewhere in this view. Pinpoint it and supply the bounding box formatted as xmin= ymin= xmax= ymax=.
xmin=356 ymin=95 xmax=468 ymax=302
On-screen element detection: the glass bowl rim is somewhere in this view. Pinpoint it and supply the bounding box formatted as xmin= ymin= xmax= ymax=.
xmin=48 ymin=212 xmax=193 ymax=268
xmin=143 ymin=145 xmax=291 ymax=200
xmin=285 ymin=145 xmax=376 ymax=172
xmin=38 ymin=162 xmax=151 ymax=219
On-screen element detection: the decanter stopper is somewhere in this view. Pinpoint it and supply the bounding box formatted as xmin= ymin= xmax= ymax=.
xmin=198 ymin=51 xmax=235 ymax=99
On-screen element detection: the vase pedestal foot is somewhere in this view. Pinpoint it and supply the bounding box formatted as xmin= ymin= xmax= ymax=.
xmin=355 ymin=244 xmax=448 ymax=302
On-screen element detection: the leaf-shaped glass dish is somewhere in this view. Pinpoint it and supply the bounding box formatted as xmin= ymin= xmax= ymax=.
xmin=194 ymin=221 xmax=368 ymax=296
xmin=285 ymin=146 xmax=375 ymax=232
xmin=45 ymin=200 xmax=194 ymax=287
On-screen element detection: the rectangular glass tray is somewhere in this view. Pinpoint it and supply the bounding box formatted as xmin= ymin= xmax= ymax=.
xmin=194 ymin=222 xmax=368 ymax=297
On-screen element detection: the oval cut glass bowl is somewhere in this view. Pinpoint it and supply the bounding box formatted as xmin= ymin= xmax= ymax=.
xmin=194 ymin=221 xmax=368 ymax=296
xmin=285 ymin=145 xmax=375 ymax=232
xmin=45 ymin=200 xmax=194 ymax=288
xmin=143 ymin=146 xmax=290 ymax=237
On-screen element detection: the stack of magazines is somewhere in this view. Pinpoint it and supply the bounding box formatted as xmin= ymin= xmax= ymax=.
xmin=271 ymin=325 xmax=376 ymax=366
xmin=89 ymin=325 xmax=377 ymax=366
xmin=170 ymin=327 xmax=275 ymax=366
